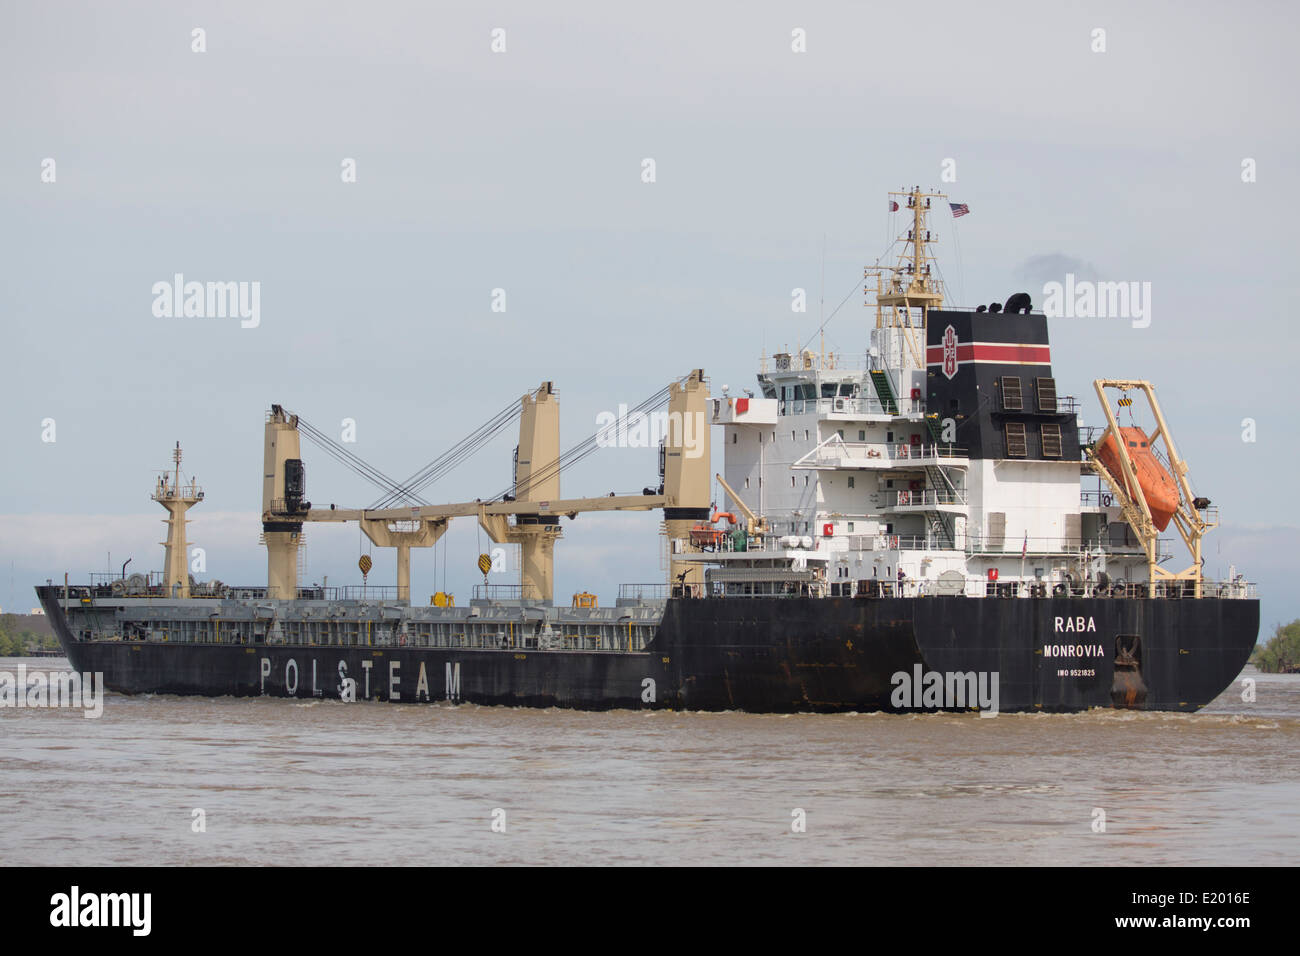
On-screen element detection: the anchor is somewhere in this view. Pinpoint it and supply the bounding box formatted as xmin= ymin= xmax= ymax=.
xmin=1110 ymin=634 xmax=1148 ymax=709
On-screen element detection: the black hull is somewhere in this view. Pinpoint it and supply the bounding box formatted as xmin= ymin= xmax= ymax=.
xmin=36 ymin=588 xmax=1258 ymax=713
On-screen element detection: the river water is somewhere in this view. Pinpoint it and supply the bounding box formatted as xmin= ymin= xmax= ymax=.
xmin=1 ymin=659 xmax=1296 ymax=866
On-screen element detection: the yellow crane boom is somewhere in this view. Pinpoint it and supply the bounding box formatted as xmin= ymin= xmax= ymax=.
xmin=714 ymin=472 xmax=767 ymax=536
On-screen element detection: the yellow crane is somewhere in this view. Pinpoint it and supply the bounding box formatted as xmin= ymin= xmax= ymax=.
xmin=261 ymin=372 xmax=712 ymax=604
xmin=714 ymin=472 xmax=769 ymax=538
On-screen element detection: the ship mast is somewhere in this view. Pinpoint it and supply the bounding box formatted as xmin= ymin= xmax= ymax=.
xmin=865 ymin=186 xmax=947 ymax=367
xmin=153 ymin=442 xmax=203 ymax=598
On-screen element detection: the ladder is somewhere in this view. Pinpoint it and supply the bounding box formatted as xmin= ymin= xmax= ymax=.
xmin=923 ymin=413 xmax=944 ymax=443
xmin=926 ymin=512 xmax=955 ymax=549
xmin=869 ymin=369 xmax=899 ymax=415
xmin=924 ymin=464 xmax=958 ymax=497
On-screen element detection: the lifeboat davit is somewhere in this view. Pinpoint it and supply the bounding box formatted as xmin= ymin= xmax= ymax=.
xmin=1096 ymin=427 xmax=1178 ymax=531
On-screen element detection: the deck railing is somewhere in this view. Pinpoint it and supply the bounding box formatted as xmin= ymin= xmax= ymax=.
xmin=617 ymin=583 xmax=672 ymax=602
xmin=472 ymin=584 xmax=543 ymax=602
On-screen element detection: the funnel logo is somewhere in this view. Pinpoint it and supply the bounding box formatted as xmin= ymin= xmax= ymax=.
xmin=941 ymin=325 xmax=958 ymax=379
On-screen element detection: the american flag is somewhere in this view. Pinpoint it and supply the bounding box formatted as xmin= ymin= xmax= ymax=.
xmin=950 ymin=202 xmax=970 ymax=218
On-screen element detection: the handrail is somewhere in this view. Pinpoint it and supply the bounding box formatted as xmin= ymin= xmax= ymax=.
xmin=617 ymin=583 xmax=672 ymax=601
xmin=890 ymin=489 xmax=968 ymax=507
xmin=472 ymin=584 xmax=543 ymax=601
xmin=797 ymin=439 xmax=968 ymax=469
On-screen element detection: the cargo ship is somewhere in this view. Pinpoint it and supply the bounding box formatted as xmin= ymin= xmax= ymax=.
xmin=36 ymin=188 xmax=1259 ymax=713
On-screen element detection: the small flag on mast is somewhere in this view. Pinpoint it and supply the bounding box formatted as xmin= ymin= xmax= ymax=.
xmin=1021 ymin=532 xmax=1028 ymax=559
xmin=888 ymin=200 xmax=899 ymax=211
xmin=949 ymin=202 xmax=970 ymax=218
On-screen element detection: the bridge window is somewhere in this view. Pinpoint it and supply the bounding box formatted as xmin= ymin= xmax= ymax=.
xmin=848 ymin=476 xmax=855 ymax=488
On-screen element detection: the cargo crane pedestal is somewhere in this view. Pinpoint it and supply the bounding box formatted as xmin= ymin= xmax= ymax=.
xmin=661 ymin=370 xmax=712 ymax=597
xmin=360 ymin=518 xmax=448 ymax=603
xmin=263 ymin=406 xmax=310 ymax=599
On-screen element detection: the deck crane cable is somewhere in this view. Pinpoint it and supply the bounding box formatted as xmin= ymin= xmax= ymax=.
xmin=492 ymin=377 xmax=685 ymax=501
xmin=505 ymin=383 xmax=676 ymax=499
xmin=294 ymin=416 xmax=395 ymax=493
xmin=373 ymin=396 xmax=523 ymax=508
xmin=368 ymin=395 xmax=525 ymax=510
xmin=293 ymin=415 xmax=430 ymax=506
xmin=491 ymin=390 xmax=665 ymax=502
xmin=301 ymin=373 xmax=686 ymax=510
xmin=291 ymin=376 xmax=666 ymax=514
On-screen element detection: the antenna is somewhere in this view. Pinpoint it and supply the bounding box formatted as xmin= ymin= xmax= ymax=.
xmin=864 ymin=186 xmax=947 ymax=368
xmin=820 ymin=233 xmax=826 ymax=368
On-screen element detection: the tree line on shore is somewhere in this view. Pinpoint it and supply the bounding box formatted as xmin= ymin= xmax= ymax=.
xmin=1250 ymin=620 xmax=1300 ymax=673
xmin=0 ymin=614 xmax=60 ymax=656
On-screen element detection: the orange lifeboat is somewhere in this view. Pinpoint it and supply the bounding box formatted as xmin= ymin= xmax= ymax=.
xmin=1096 ymin=427 xmax=1178 ymax=531
xmin=689 ymin=522 xmax=725 ymax=549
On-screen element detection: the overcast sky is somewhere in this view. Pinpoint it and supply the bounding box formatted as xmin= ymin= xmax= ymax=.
xmin=2 ymin=1 xmax=1297 ymax=630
